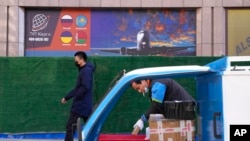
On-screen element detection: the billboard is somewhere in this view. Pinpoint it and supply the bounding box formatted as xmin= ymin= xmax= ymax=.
xmin=25 ymin=9 xmax=196 ymax=56
xmin=227 ymin=9 xmax=250 ymax=56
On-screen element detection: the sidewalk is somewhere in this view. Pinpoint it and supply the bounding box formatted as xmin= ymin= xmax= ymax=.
xmin=0 ymin=139 xmax=64 ymax=141
xmin=0 ymin=139 xmax=80 ymax=141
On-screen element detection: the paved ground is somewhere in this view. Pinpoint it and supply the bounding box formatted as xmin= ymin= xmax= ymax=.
xmin=0 ymin=140 xmax=63 ymax=141
xmin=0 ymin=139 xmax=79 ymax=141
xmin=0 ymin=139 xmax=68 ymax=141
xmin=0 ymin=133 xmax=70 ymax=141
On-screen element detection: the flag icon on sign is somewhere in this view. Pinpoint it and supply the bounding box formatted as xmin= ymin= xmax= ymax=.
xmin=75 ymin=31 xmax=87 ymax=44
xmin=61 ymin=31 xmax=72 ymax=44
xmin=76 ymin=15 xmax=87 ymax=28
xmin=61 ymin=15 xmax=73 ymax=27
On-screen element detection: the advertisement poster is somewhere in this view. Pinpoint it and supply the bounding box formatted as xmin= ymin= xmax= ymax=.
xmin=227 ymin=9 xmax=250 ymax=56
xmin=25 ymin=9 xmax=196 ymax=56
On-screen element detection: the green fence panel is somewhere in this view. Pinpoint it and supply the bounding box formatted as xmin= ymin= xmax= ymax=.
xmin=0 ymin=56 xmax=220 ymax=133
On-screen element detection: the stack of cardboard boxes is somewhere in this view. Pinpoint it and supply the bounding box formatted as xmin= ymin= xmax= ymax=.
xmin=149 ymin=114 xmax=195 ymax=141
xmin=149 ymin=101 xmax=196 ymax=141
xmin=131 ymin=101 xmax=196 ymax=140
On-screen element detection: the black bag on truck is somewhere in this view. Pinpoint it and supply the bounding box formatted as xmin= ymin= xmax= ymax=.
xmin=162 ymin=100 xmax=196 ymax=120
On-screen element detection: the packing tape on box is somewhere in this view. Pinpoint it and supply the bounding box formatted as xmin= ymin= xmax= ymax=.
xmin=157 ymin=120 xmax=164 ymax=141
xmin=180 ymin=120 xmax=193 ymax=141
xmin=151 ymin=120 xmax=176 ymax=141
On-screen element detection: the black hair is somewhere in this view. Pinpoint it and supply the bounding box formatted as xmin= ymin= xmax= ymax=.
xmin=131 ymin=79 xmax=151 ymax=86
xmin=130 ymin=80 xmax=143 ymax=87
xmin=134 ymin=80 xmax=142 ymax=84
xmin=74 ymin=51 xmax=87 ymax=61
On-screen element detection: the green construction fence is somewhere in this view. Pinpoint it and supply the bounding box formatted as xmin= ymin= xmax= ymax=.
xmin=0 ymin=56 xmax=221 ymax=134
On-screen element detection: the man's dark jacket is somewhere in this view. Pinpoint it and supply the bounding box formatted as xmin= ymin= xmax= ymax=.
xmin=143 ymin=78 xmax=195 ymax=121
xmin=64 ymin=62 xmax=95 ymax=117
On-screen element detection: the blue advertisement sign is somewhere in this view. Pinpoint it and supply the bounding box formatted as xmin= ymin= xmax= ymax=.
xmin=25 ymin=9 xmax=196 ymax=56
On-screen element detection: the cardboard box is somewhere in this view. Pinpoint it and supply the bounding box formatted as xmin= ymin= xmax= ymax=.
xmin=149 ymin=114 xmax=195 ymax=141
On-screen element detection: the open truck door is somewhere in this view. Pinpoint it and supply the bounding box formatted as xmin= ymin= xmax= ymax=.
xmin=80 ymin=65 xmax=213 ymax=141
xmin=80 ymin=56 xmax=250 ymax=141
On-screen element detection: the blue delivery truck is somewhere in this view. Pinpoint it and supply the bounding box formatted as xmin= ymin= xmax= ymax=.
xmin=78 ymin=56 xmax=250 ymax=141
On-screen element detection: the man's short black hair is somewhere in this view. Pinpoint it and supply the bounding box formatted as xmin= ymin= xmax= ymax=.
xmin=74 ymin=51 xmax=87 ymax=61
xmin=134 ymin=80 xmax=142 ymax=84
xmin=131 ymin=79 xmax=151 ymax=85
xmin=131 ymin=80 xmax=143 ymax=86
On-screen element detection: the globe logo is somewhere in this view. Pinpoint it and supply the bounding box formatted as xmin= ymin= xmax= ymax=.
xmin=76 ymin=15 xmax=87 ymax=28
xmin=32 ymin=14 xmax=49 ymax=31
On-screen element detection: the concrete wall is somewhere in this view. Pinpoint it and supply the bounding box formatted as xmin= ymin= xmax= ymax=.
xmin=0 ymin=0 xmax=250 ymax=56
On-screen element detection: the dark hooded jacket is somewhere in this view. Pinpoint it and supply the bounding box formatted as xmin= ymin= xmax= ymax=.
xmin=64 ymin=62 xmax=95 ymax=117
